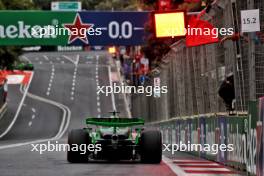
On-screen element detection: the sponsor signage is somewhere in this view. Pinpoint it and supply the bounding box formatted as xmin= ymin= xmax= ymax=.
xmin=51 ymin=1 xmax=81 ymax=11
xmin=258 ymin=97 xmax=264 ymax=176
xmin=0 ymin=11 xmax=149 ymax=46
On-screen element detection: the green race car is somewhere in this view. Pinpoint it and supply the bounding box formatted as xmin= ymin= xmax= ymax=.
xmin=67 ymin=112 xmax=162 ymax=163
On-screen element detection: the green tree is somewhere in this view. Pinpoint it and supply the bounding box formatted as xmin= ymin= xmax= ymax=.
xmin=33 ymin=0 xmax=137 ymax=10
xmin=0 ymin=0 xmax=36 ymax=69
xmin=95 ymin=0 xmax=137 ymax=10
xmin=1 ymin=0 xmax=35 ymax=10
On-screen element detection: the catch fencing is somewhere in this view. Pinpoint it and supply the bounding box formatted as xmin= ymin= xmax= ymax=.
xmin=132 ymin=0 xmax=236 ymax=121
xmin=131 ymin=0 xmax=264 ymax=175
xmin=132 ymin=0 xmax=264 ymax=121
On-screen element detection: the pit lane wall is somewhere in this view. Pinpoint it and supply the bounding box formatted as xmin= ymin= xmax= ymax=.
xmin=145 ymin=100 xmax=263 ymax=176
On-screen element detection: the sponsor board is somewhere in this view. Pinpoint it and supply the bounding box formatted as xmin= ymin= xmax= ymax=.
xmin=151 ymin=102 xmax=263 ymax=175
xmin=0 ymin=11 xmax=149 ymax=46
xmin=51 ymin=1 xmax=81 ymax=11
xmin=0 ymin=71 xmax=32 ymax=85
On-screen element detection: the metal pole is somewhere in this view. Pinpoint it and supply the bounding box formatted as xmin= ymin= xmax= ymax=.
xmin=248 ymin=0 xmax=256 ymax=101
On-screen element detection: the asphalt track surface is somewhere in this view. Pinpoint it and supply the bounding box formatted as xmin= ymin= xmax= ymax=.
xmin=0 ymin=51 xmax=177 ymax=176
xmin=0 ymin=51 xmax=244 ymax=176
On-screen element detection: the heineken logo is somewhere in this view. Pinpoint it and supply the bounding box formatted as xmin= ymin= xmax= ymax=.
xmin=0 ymin=11 xmax=148 ymax=46
xmin=0 ymin=14 xmax=102 ymax=44
xmin=0 ymin=21 xmax=56 ymax=39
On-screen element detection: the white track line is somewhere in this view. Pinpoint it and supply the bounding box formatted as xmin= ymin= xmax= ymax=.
xmin=46 ymin=65 xmax=55 ymax=96
xmin=25 ymin=92 xmax=71 ymax=139
xmin=96 ymin=56 xmax=101 ymax=117
xmin=62 ymin=55 xmax=79 ymax=66
xmin=0 ymin=72 xmax=34 ymax=139
xmin=108 ymin=66 xmax=116 ymax=111
xmin=31 ymin=108 xmax=36 ymax=113
xmin=71 ymin=69 xmax=77 ymax=100
xmin=115 ymin=60 xmax=132 ymax=118
xmin=0 ymin=85 xmax=71 ymax=150
xmin=21 ymin=56 xmax=32 ymax=63
xmin=43 ymin=55 xmax=49 ymax=61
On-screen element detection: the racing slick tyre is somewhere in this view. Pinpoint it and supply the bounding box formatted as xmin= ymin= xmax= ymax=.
xmin=67 ymin=129 xmax=91 ymax=163
xmin=140 ymin=130 xmax=162 ymax=164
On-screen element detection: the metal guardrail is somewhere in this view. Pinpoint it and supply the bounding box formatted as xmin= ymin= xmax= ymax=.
xmin=145 ymin=100 xmax=263 ymax=176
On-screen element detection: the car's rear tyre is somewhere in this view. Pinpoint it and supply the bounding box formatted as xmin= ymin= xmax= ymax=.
xmin=140 ymin=130 xmax=162 ymax=163
xmin=67 ymin=129 xmax=91 ymax=163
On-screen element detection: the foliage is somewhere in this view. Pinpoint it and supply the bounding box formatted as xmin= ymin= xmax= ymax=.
xmin=0 ymin=0 xmax=36 ymax=69
xmin=94 ymin=0 xmax=137 ymax=10
xmin=33 ymin=0 xmax=137 ymax=10
xmin=1 ymin=0 xmax=35 ymax=10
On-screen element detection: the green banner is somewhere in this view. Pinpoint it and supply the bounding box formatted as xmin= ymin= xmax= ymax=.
xmin=0 ymin=11 xmax=75 ymax=45
xmin=0 ymin=11 xmax=149 ymax=46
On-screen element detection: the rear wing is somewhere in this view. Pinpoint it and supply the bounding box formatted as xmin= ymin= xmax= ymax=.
xmin=86 ymin=118 xmax=144 ymax=127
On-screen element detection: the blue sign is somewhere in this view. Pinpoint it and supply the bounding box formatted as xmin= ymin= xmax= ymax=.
xmin=74 ymin=12 xmax=149 ymax=46
xmin=218 ymin=116 xmax=227 ymax=162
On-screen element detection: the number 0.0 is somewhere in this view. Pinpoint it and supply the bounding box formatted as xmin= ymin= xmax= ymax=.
xmin=108 ymin=21 xmax=133 ymax=39
xmin=108 ymin=21 xmax=119 ymax=39
xmin=121 ymin=21 xmax=132 ymax=39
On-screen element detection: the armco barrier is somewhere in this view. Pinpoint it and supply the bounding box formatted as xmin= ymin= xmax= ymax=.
xmin=148 ymin=101 xmax=263 ymax=175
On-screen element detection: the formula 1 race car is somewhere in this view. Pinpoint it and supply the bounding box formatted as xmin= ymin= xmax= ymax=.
xmin=67 ymin=112 xmax=162 ymax=163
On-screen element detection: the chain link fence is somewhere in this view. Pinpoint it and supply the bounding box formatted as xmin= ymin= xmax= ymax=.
xmin=132 ymin=0 xmax=264 ymax=122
